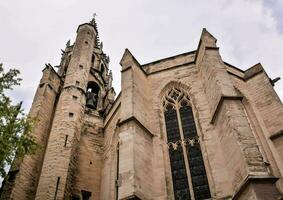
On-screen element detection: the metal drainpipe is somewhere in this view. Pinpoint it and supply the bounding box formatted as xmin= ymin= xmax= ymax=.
xmin=115 ymin=142 xmax=120 ymax=200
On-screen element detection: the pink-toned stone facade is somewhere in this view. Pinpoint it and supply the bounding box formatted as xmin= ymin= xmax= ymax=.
xmin=1 ymin=18 xmax=282 ymax=200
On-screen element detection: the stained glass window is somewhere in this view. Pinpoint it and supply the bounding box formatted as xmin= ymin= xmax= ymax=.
xmin=163 ymin=88 xmax=211 ymax=200
xmin=165 ymin=108 xmax=191 ymax=200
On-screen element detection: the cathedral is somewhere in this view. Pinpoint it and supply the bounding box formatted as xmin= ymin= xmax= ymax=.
xmin=1 ymin=17 xmax=283 ymax=200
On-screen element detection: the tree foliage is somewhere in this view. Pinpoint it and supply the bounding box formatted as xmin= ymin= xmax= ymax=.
xmin=0 ymin=63 xmax=37 ymax=178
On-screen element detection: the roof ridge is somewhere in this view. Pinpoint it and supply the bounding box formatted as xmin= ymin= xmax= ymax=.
xmin=142 ymin=50 xmax=196 ymax=67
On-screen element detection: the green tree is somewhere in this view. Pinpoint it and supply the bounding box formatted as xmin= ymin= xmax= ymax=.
xmin=0 ymin=63 xmax=37 ymax=178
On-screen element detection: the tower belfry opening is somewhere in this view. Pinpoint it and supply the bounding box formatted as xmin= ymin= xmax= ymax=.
xmin=86 ymin=82 xmax=100 ymax=109
xmin=100 ymin=64 xmax=105 ymax=76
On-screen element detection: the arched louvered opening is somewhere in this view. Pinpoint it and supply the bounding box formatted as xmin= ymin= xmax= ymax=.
xmin=86 ymin=82 xmax=100 ymax=109
xmin=163 ymin=87 xmax=211 ymax=200
xmin=100 ymin=64 xmax=105 ymax=76
xmin=91 ymin=54 xmax=95 ymax=63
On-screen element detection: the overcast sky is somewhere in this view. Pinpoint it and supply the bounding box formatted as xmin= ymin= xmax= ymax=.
xmin=0 ymin=0 xmax=282 ymax=112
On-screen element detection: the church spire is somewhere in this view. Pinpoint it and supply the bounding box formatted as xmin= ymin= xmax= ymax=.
xmin=90 ymin=13 xmax=98 ymax=28
xmin=90 ymin=13 xmax=101 ymax=48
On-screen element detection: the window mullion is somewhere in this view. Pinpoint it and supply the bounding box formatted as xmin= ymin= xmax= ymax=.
xmin=176 ymin=104 xmax=195 ymax=200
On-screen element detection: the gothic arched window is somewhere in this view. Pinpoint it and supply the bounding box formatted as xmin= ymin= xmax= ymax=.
xmin=163 ymin=88 xmax=211 ymax=200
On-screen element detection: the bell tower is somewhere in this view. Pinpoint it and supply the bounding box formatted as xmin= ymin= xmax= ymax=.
xmin=34 ymin=16 xmax=115 ymax=199
xmin=59 ymin=16 xmax=115 ymax=116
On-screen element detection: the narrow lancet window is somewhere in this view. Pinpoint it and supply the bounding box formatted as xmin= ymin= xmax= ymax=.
xmin=100 ymin=64 xmax=105 ymax=76
xmin=164 ymin=104 xmax=191 ymax=199
xmin=179 ymin=100 xmax=211 ymax=200
xmin=163 ymin=87 xmax=211 ymax=200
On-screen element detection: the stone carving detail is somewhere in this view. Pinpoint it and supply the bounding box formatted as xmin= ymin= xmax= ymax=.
xmin=163 ymin=87 xmax=191 ymax=111
xmin=167 ymin=137 xmax=199 ymax=150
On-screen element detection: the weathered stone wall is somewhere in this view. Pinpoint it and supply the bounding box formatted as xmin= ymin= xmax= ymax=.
xmin=230 ymin=71 xmax=283 ymax=193
xmin=247 ymin=71 xmax=283 ymax=168
xmin=148 ymin=64 xmax=233 ymax=199
xmin=247 ymin=72 xmax=283 ymax=138
xmin=196 ymin=30 xmax=274 ymax=198
xmin=133 ymin=122 xmax=153 ymax=199
xmin=100 ymin=95 xmax=121 ymax=200
xmin=35 ymin=87 xmax=85 ymax=199
xmin=73 ymin=113 xmax=104 ymax=200
xmin=199 ymin=49 xmax=237 ymax=116
xmin=0 ymin=66 xmax=61 ymax=200
xmin=35 ymin=23 xmax=97 ymax=199
xmin=215 ymin=99 xmax=268 ymax=188
xmin=225 ymin=63 xmax=245 ymax=78
xmin=117 ymin=50 xmax=155 ymax=199
xmin=100 ymin=141 xmax=118 ymax=200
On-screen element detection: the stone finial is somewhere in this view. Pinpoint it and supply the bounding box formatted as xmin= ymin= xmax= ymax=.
xmin=90 ymin=13 xmax=97 ymax=26
xmin=66 ymin=40 xmax=70 ymax=47
xmin=89 ymin=13 xmax=101 ymax=47
xmin=200 ymin=28 xmax=217 ymax=47
xmin=108 ymin=70 xmax=113 ymax=88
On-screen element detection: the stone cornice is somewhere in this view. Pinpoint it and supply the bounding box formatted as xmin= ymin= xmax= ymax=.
xmin=118 ymin=116 xmax=154 ymax=138
xmin=120 ymin=65 xmax=132 ymax=73
xmin=270 ymin=129 xmax=283 ymax=140
xmin=141 ymin=50 xmax=196 ymax=67
xmin=120 ymin=194 xmax=142 ymax=200
xmin=205 ymin=46 xmax=219 ymax=50
xmin=76 ymin=23 xmax=97 ymax=34
xmin=225 ymin=62 xmax=266 ymax=81
xmin=232 ymin=175 xmax=279 ymax=200
xmin=147 ymin=61 xmax=195 ymax=76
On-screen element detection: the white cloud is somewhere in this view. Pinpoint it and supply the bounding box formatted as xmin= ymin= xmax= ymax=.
xmin=0 ymin=0 xmax=282 ymax=113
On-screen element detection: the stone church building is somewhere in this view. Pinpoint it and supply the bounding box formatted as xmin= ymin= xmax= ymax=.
xmin=1 ymin=18 xmax=283 ymax=200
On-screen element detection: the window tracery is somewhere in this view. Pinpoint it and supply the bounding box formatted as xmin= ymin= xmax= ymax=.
xmin=163 ymin=87 xmax=211 ymax=200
